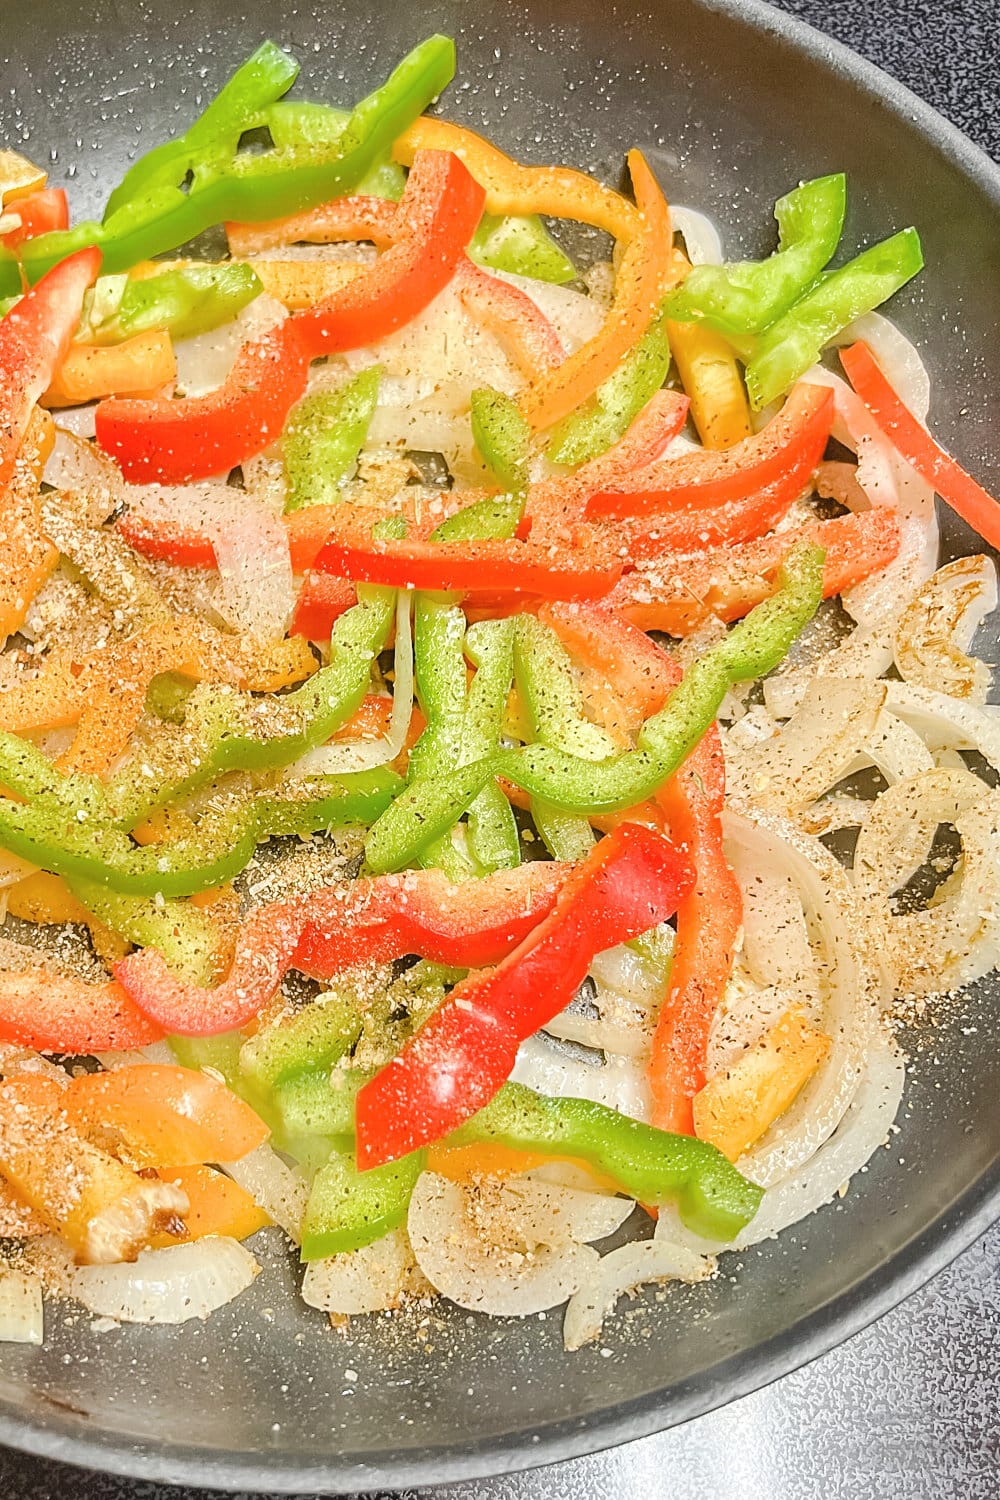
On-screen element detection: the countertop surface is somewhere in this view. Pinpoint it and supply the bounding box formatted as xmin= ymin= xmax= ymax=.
xmin=1 ymin=0 xmax=998 ymax=1496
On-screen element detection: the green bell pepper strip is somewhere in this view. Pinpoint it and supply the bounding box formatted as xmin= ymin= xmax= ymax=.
xmin=239 ymin=988 xmax=364 ymax=1093
xmin=469 ymin=386 xmax=532 ymax=491
xmin=461 ymin=618 xmax=520 ymax=872
xmin=430 ymin=492 xmax=524 ymax=543
xmin=107 ymin=588 xmax=395 ymax=827
xmin=103 ymin=41 xmax=301 ymax=221
xmin=0 ymin=764 xmax=401 ymax=899
xmin=70 ymin=880 xmax=223 ymax=985
xmin=264 ymin=101 xmax=407 ymax=200
xmin=282 ymin=367 xmax=382 ymax=512
xmin=300 ymin=1144 xmax=426 ymax=1259
xmin=407 ymin=593 xmax=477 ymax=880
xmin=469 ymin=212 xmax=577 ymax=286
xmin=8 ymin=37 xmax=456 ymax=294
xmin=665 ymin=173 xmax=847 ymax=338
xmin=744 ymin=227 xmax=924 ymax=410
xmin=449 ymin=1082 xmax=762 ymax=1242
xmin=115 ymin=263 xmax=263 ymax=342
xmin=546 ymin=312 xmax=672 ymax=466
xmin=144 ymin=672 xmax=196 ymax=724
xmin=363 ymin=543 xmax=823 ymax=870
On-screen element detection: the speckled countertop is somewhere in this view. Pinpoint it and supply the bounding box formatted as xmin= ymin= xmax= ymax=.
xmin=1 ymin=1 xmax=998 ymax=1496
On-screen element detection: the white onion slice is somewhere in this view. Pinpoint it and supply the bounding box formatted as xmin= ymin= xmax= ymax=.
xmin=220 ymin=1146 xmax=307 ymax=1244
xmin=562 ymin=1240 xmax=713 ymax=1350
xmin=671 ymin=206 xmax=724 ymax=266
xmin=893 ymin=555 xmax=997 ymax=703
xmin=491 ymin=270 xmax=606 ymax=354
xmin=511 ymin=1036 xmax=652 ymax=1122
xmin=407 ymin=1172 xmax=600 ymax=1318
xmin=707 ymin=980 xmax=813 ymax=1077
xmin=856 ymin=709 xmax=934 ymax=785
xmin=882 ymin=682 xmax=1000 ymax=773
xmin=67 ymin=1238 xmax=259 ymax=1324
xmin=173 ymin=295 xmax=286 ymax=399
xmin=301 ymin=1229 xmax=423 ymax=1316
xmin=740 ymin=869 xmax=817 ymax=995
xmin=293 ymin=591 xmax=413 ymax=775
xmin=0 ymin=1270 xmax=43 ymax=1344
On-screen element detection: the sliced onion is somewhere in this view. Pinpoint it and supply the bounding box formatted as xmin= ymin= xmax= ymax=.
xmin=893 ymin=555 xmax=997 ymax=703
xmin=407 ymin=1171 xmax=601 ymax=1318
xmin=671 ymin=206 xmax=724 ymax=266
xmin=343 ymin=282 xmax=518 ymax=397
xmin=46 ymin=428 xmax=121 ymax=513
xmin=173 ymin=295 xmax=287 ymax=399
xmin=220 ymin=1146 xmax=307 ymax=1244
xmin=0 ymin=1270 xmax=43 ymax=1344
xmin=294 ymin=591 xmax=413 ymax=775
xmin=723 ymin=807 xmax=881 ymax=1187
xmin=301 ymin=1228 xmax=425 ymax=1316
xmin=544 ymin=993 xmax=651 ymax=1060
xmin=511 ymin=1035 xmax=653 ymax=1122
xmin=740 ymin=867 xmax=817 ymax=994
xmin=491 ymin=270 xmax=606 ymax=355
xmin=66 ymin=1238 xmax=259 ymax=1324
xmin=854 ymin=709 xmax=934 ymax=785
xmin=563 ymin=1240 xmax=713 ymax=1350
xmin=882 ymin=682 xmax=1000 ymax=773
xmin=707 ymin=979 xmax=814 ymax=1078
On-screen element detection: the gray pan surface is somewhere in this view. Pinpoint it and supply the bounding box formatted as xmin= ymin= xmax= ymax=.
xmin=0 ymin=0 xmax=998 ymax=1491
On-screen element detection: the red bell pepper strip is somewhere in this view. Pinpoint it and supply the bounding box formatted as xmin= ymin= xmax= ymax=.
xmin=841 ymin=340 xmax=1000 ymax=549
xmin=312 ymin=504 xmax=622 ymax=600
xmin=116 ymin=862 xmax=572 ymax=1037
xmin=538 ymin=600 xmax=675 ymax=724
xmin=0 ymin=245 xmax=101 ymax=492
xmin=456 ymin=258 xmax=564 ymax=378
xmin=355 ymin=822 xmax=694 ymax=1167
xmin=95 ymin=151 xmax=485 ymax=483
xmin=225 ymin=195 xmax=399 ymax=257
xmin=0 ymin=967 xmax=164 ymax=1052
xmin=619 ymin=467 xmax=810 ymax=559
xmin=2 ymin=188 xmax=69 ymax=250
xmin=585 ymin=383 xmax=834 ymax=521
xmin=290 ymin=572 xmax=357 ymax=642
xmin=607 ymin=506 xmax=902 ymax=636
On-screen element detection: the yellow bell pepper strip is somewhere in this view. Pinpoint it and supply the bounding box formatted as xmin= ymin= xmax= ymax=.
xmin=0 ymin=1075 xmax=186 ymax=1263
xmin=282 ymin=367 xmax=382 ymax=512
xmin=665 ymin=174 xmax=847 ymax=336
xmin=744 ymin=226 xmax=923 ymax=410
xmin=363 ymin=545 xmax=822 ymax=872
xmin=355 ymin=822 xmax=694 ymax=1164
xmin=245 ymin=258 xmax=363 ymax=310
xmin=43 ymin=329 xmax=176 ymax=407
xmin=546 ymin=310 xmax=672 ymax=466
xmin=446 ymin=1082 xmax=763 ymax=1243
xmin=692 ymin=1007 xmax=831 ymax=1161
xmin=4 ymin=871 xmax=129 ymax=964
xmin=517 ymin=150 xmax=680 ymax=432
xmin=152 ymin=1165 xmax=269 ymax=1246
xmin=666 ymin=315 xmax=752 ymax=450
xmin=0 ymin=406 xmax=59 ymax=645
xmin=0 ymin=149 xmax=46 ymax=204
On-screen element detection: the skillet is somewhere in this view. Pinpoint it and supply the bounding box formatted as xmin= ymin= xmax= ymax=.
xmin=0 ymin=0 xmax=998 ymax=1489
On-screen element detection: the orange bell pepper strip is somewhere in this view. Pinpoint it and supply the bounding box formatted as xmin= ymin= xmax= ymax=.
xmin=43 ymin=330 xmax=176 ymax=407
xmin=607 ymin=507 xmax=902 ymax=637
xmin=517 ymin=150 xmax=680 ymax=432
xmin=1 ymin=186 xmax=69 ymax=250
xmin=246 ymin=258 xmax=364 ymax=310
xmin=4 ymin=871 xmax=130 ymax=964
xmin=0 ymin=968 xmax=163 ymax=1055
xmin=0 ymin=405 xmax=59 ymax=644
xmin=225 ymin=194 xmax=398 ymax=256
xmin=152 ymin=1164 xmax=269 ymax=1245
xmin=456 ymin=257 xmax=564 ymax=379
xmin=63 ymin=1063 xmax=269 ymax=1168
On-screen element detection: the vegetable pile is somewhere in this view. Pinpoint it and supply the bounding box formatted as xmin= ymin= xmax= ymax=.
xmin=0 ymin=35 xmax=996 ymax=1352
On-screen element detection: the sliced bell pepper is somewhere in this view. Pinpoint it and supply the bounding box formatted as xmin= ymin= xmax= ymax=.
xmin=43 ymin=329 xmax=176 ymax=407
xmin=300 ymin=1145 xmax=425 ymax=1260
xmin=62 ymin=1064 xmax=269 ymax=1168
xmin=518 ymin=150 xmax=679 ymax=432
xmin=457 ymin=259 xmax=565 ymax=380
xmin=618 ymin=466 xmax=813 ymax=558
xmin=95 ymin=148 xmax=484 ymax=482
xmin=13 ymin=38 xmax=456 ymax=291
xmin=537 ymin=600 xmax=675 ymax=727
xmin=448 ymin=1081 xmax=763 ymax=1242
xmin=841 ymin=340 xmax=1000 ymax=549
xmin=225 ymin=193 xmax=398 ymax=257
xmin=0 ymin=967 xmax=163 ymax=1052
xmin=1 ymin=187 xmax=69 ymax=249
xmin=468 ymin=211 xmax=576 ymax=285
xmin=430 ymin=492 xmax=524 ymax=543
xmin=243 ymin=258 xmax=363 ymax=311
xmin=70 ymin=880 xmax=225 ymax=986
xmin=0 ymin=245 xmax=101 ymax=491
xmin=666 ymin=315 xmax=752 ymax=450
xmin=290 ymin=573 xmax=357 ymax=642
xmin=546 ymin=311 xmax=672 ymax=466
xmin=153 ymin=1165 xmax=269 ymax=1245
xmin=608 ymin=507 xmax=901 ymax=636
xmin=744 ymin=227 xmax=923 ymax=410
xmin=104 ymin=262 xmax=262 ymax=343
xmin=461 ymin=618 xmax=521 ymax=872
xmin=355 ymin=822 xmax=694 ymax=1164
xmin=4 ymin=871 xmax=129 ymax=964
xmin=115 ymin=861 xmax=569 ymax=1036
xmin=0 ymin=406 xmax=58 ymax=644
xmin=586 ymin=381 xmax=834 ymax=519
xmin=665 ymin=174 xmax=847 ymax=336
xmin=407 ymin=593 xmax=477 ymax=879
xmin=282 ymin=367 xmax=382 ymax=511
xmin=468 ymin=386 xmax=532 ymax=493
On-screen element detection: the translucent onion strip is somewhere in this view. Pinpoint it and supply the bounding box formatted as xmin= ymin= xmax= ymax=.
xmin=301 ymin=1228 xmax=424 ymax=1316
xmin=670 ymin=206 xmax=724 ymax=266
xmin=563 ymin=1239 xmax=713 ymax=1350
xmin=893 ymin=556 xmax=997 ymax=704
xmin=220 ymin=1146 xmax=308 ymax=1244
xmin=0 ymin=1269 xmax=43 ymax=1344
xmin=64 ymin=1238 xmax=260 ymax=1324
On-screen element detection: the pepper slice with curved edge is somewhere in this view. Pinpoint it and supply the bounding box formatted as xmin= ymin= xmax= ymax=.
xmin=225 ymin=193 xmax=398 ymax=257
xmin=362 ymin=544 xmax=823 ymax=871
xmin=114 ymin=861 xmax=571 ymax=1036
xmin=95 ymin=149 xmax=484 ymax=483
xmin=0 ymin=246 xmax=101 ymax=491
xmin=665 ymin=174 xmax=847 ymax=336
xmin=300 ymin=1146 xmax=426 ymax=1260
xmin=70 ymin=881 xmax=225 ymax=986
xmin=290 ymin=574 xmax=357 ymax=643
xmin=619 ymin=466 xmax=815 ymax=559
xmin=586 ymin=382 xmax=834 ymax=520
xmin=0 ymin=967 xmax=164 ymax=1052
xmin=468 ymin=386 xmax=532 ymax=493
xmin=666 ymin=313 xmax=752 ymax=451
xmin=406 ymin=593 xmax=477 ymax=880
xmin=841 ymin=340 xmax=1000 ymax=549
xmin=461 ymin=618 xmax=521 ymax=872
xmin=448 ymin=1082 xmax=762 ymax=1243
xmin=546 ymin=311 xmax=671 ymax=466
xmin=12 ymin=38 xmax=456 ymax=292
xmin=355 ymin=822 xmax=693 ymax=1165
xmin=1 ymin=187 xmax=69 ymax=250
xmin=608 ymin=507 xmax=901 ymax=637
xmin=43 ymin=330 xmax=177 ymax=408
xmin=457 ymin=260 xmax=565 ymax=381
xmin=468 ymin=211 xmax=576 ymax=285
xmin=744 ymin=227 xmax=923 ymax=410
xmin=282 ymin=366 xmax=382 ymax=512
xmin=98 ymin=263 xmax=263 ymax=344
xmin=0 ymin=406 xmax=58 ymax=645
